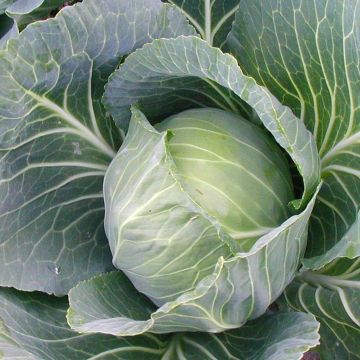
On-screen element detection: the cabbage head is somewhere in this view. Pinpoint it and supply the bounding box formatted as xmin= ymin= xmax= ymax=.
xmin=156 ymin=108 xmax=294 ymax=247
xmin=105 ymin=108 xmax=295 ymax=306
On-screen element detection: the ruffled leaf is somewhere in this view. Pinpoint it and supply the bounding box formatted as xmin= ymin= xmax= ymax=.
xmin=0 ymin=287 xmax=168 ymax=360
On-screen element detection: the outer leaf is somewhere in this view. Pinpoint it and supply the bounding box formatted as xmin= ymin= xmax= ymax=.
xmin=174 ymin=312 xmax=320 ymax=360
xmin=0 ymin=287 xmax=168 ymax=360
xmin=0 ymin=0 xmax=195 ymax=295
xmin=70 ymin=108 xmax=320 ymax=334
xmin=0 ymin=286 xmax=320 ymax=360
xmin=227 ymin=0 xmax=360 ymax=266
xmin=68 ymin=276 xmax=321 ymax=359
xmin=168 ymin=0 xmax=240 ymax=47
xmin=228 ymin=2 xmax=360 ymax=354
xmin=303 ymin=211 xmax=359 ymax=270
xmin=316 ymin=324 xmax=358 ymax=360
xmin=0 ymin=14 xmax=18 ymax=49
xmin=285 ymin=259 xmax=360 ymax=359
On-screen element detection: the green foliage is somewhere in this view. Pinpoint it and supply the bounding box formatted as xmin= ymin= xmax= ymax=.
xmin=0 ymin=0 xmax=358 ymax=358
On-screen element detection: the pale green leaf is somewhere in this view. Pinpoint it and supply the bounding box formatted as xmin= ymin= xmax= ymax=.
xmin=101 ymin=35 xmax=320 ymax=333
xmin=0 ymin=0 xmax=195 ymax=295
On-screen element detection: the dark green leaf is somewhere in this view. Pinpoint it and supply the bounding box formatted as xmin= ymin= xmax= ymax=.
xmin=227 ymin=0 xmax=360 ymax=266
xmin=0 ymin=0 xmax=195 ymax=295
xmin=169 ymin=0 xmax=240 ymax=47
xmin=285 ymin=258 xmax=360 ymax=359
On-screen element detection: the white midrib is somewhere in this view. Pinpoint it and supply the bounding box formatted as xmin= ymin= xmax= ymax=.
xmin=0 ymin=162 xmax=107 ymax=184
xmin=322 ymin=164 xmax=360 ymax=177
xmin=337 ymin=287 xmax=360 ymax=327
xmin=205 ymin=0 xmax=212 ymax=44
xmin=210 ymin=5 xmax=239 ymax=44
xmin=321 ymin=131 xmax=360 ymax=165
xmin=300 ymin=271 xmax=360 ymax=290
xmin=28 ymin=91 xmax=116 ymax=158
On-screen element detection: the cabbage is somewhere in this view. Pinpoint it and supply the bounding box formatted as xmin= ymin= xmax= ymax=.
xmin=0 ymin=0 xmax=357 ymax=358
xmin=157 ymin=108 xmax=294 ymax=247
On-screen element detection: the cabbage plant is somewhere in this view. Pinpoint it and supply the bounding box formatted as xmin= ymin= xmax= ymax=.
xmin=0 ymin=0 xmax=358 ymax=359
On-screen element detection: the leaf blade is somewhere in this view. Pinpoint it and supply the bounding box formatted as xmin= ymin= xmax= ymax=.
xmin=227 ymin=0 xmax=360 ymax=265
xmin=0 ymin=0 xmax=195 ymax=295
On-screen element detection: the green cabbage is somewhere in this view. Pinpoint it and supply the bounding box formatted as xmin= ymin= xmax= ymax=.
xmin=104 ymin=107 xmax=298 ymax=306
xmin=157 ymin=108 xmax=294 ymax=248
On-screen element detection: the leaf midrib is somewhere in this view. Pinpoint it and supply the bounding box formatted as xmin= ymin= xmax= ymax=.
xmin=299 ymin=271 xmax=360 ymax=290
xmin=28 ymin=91 xmax=116 ymax=159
